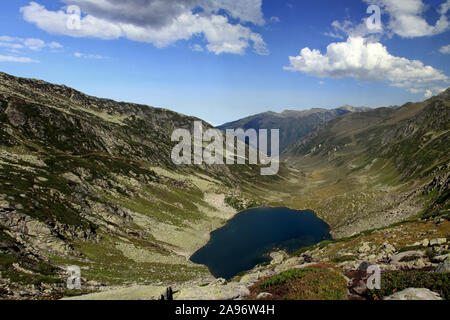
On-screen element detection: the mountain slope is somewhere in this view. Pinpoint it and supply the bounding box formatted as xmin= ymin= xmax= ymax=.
xmin=0 ymin=72 xmax=276 ymax=298
xmin=277 ymin=89 xmax=449 ymax=237
xmin=218 ymin=106 xmax=370 ymax=152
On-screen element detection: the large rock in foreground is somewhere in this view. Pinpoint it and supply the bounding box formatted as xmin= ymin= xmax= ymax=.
xmin=384 ymin=288 xmax=443 ymax=300
xmin=174 ymin=280 xmax=250 ymax=300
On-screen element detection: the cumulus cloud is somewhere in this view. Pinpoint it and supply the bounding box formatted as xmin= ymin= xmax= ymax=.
xmin=284 ymin=36 xmax=448 ymax=95
xmin=61 ymin=0 xmax=264 ymax=27
xmin=440 ymin=44 xmax=450 ymax=54
xmin=327 ymin=0 xmax=450 ymax=40
xmin=364 ymin=0 xmax=450 ymax=38
xmin=20 ymin=0 xmax=268 ymax=55
xmin=324 ymin=18 xmax=381 ymax=40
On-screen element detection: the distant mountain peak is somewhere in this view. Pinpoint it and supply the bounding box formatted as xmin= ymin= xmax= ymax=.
xmin=217 ymin=106 xmax=369 ymax=152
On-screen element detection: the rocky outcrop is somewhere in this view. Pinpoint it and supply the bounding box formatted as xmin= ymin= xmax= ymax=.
xmin=174 ymin=279 xmax=250 ymax=301
xmin=384 ymin=288 xmax=443 ymax=300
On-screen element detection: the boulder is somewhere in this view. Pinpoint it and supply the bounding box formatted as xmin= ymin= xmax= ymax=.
xmin=382 ymin=243 xmax=396 ymax=254
xmin=430 ymin=238 xmax=447 ymax=246
xmin=413 ymin=258 xmax=426 ymax=269
xmin=270 ymin=251 xmax=286 ymax=265
xmin=384 ymin=288 xmax=442 ymax=300
xmin=358 ymin=261 xmax=375 ymax=272
xmin=358 ymin=243 xmax=371 ymax=253
xmin=432 ymin=254 xmax=450 ymax=263
xmin=0 ymin=200 xmax=10 ymax=209
xmin=256 ymin=292 xmax=273 ymax=300
xmin=389 ymin=251 xmax=423 ymax=265
xmin=174 ymin=283 xmax=250 ymax=300
xmin=434 ymin=261 xmax=450 ymax=273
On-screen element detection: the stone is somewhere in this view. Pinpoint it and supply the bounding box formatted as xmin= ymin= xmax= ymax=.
xmin=422 ymin=239 xmax=430 ymax=247
xmin=384 ymin=288 xmax=442 ymax=300
xmin=434 ymin=261 xmax=450 ymax=273
xmin=0 ymin=200 xmax=10 ymax=209
xmin=283 ymin=257 xmax=304 ymax=268
xmin=352 ymin=280 xmax=368 ymax=295
xmin=256 ymin=292 xmax=273 ymax=300
xmin=270 ymin=252 xmax=286 ymax=265
xmin=430 ymin=238 xmax=447 ymax=246
xmin=358 ymin=261 xmax=375 ymax=271
xmin=26 ymin=220 xmax=52 ymax=237
xmin=389 ymin=251 xmax=423 ymax=265
xmin=210 ymin=278 xmax=226 ymax=286
xmin=358 ymin=243 xmax=371 ymax=253
xmin=382 ymin=243 xmax=396 ymax=254
xmin=414 ymin=258 xmax=426 ymax=269
xmin=239 ymin=273 xmax=260 ymax=285
xmin=62 ymin=285 xmax=167 ymax=300
xmin=432 ymin=254 xmax=450 ymax=263
xmin=174 ymin=283 xmax=250 ymax=300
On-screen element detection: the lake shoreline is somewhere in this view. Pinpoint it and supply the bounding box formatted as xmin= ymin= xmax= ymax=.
xmin=189 ymin=207 xmax=333 ymax=280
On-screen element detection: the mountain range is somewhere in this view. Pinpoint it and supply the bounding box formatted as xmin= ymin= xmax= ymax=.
xmin=218 ymin=106 xmax=371 ymax=152
xmin=0 ymin=71 xmax=448 ymax=300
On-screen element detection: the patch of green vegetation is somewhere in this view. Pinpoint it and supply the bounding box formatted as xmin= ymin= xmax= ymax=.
xmin=224 ymin=195 xmax=246 ymax=211
xmin=256 ymin=261 xmax=271 ymax=268
xmin=425 ymin=248 xmax=437 ymax=260
xmin=399 ymin=255 xmax=421 ymax=262
xmin=332 ymin=255 xmax=358 ymax=263
xmin=398 ymin=245 xmax=424 ymax=253
xmin=367 ymin=270 xmax=449 ymax=300
xmin=295 ymin=240 xmax=334 ymax=256
xmin=258 ymin=268 xmax=312 ymax=289
xmin=224 ymin=195 xmax=260 ymax=212
xmin=253 ymin=265 xmax=348 ymax=300
xmin=0 ymin=253 xmax=15 ymax=267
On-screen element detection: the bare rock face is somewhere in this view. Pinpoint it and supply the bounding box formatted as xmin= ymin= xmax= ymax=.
xmin=434 ymin=262 xmax=450 ymax=273
xmin=384 ymin=288 xmax=442 ymax=300
xmin=0 ymin=212 xmax=73 ymax=255
xmin=174 ymin=282 xmax=250 ymax=300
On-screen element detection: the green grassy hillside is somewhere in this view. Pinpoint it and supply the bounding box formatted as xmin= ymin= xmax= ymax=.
xmin=276 ymin=89 xmax=449 ymax=237
xmin=0 ymin=72 xmax=278 ymax=299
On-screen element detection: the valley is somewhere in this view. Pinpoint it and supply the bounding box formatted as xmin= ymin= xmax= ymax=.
xmin=0 ymin=72 xmax=448 ymax=300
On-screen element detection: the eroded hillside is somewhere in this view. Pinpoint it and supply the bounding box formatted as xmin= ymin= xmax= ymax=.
xmin=0 ymin=72 xmax=277 ymax=298
xmin=276 ymin=89 xmax=449 ymax=237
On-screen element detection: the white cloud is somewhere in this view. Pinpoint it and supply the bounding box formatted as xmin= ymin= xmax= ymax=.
xmin=23 ymin=38 xmax=46 ymax=51
xmin=0 ymin=55 xmax=38 ymax=63
xmin=0 ymin=42 xmax=24 ymax=50
xmin=363 ymin=0 xmax=450 ymax=38
xmin=324 ymin=18 xmax=380 ymax=40
xmin=20 ymin=1 xmax=268 ymax=55
xmin=0 ymin=35 xmax=63 ymax=51
xmin=284 ymin=36 xmax=448 ymax=95
xmin=270 ymin=16 xmax=280 ymax=23
xmin=49 ymin=41 xmax=63 ymax=49
xmin=440 ymin=44 xmax=450 ymax=54
xmin=424 ymin=89 xmax=433 ymax=98
xmin=190 ymin=44 xmax=204 ymax=52
xmin=327 ymin=0 xmax=450 ymax=40
xmin=61 ymin=0 xmax=264 ymax=27
xmin=74 ymin=52 xmax=106 ymax=59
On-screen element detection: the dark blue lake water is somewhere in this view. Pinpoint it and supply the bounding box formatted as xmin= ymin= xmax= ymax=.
xmin=190 ymin=207 xmax=331 ymax=280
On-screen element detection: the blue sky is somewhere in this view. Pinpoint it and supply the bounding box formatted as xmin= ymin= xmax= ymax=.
xmin=0 ymin=0 xmax=449 ymax=125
